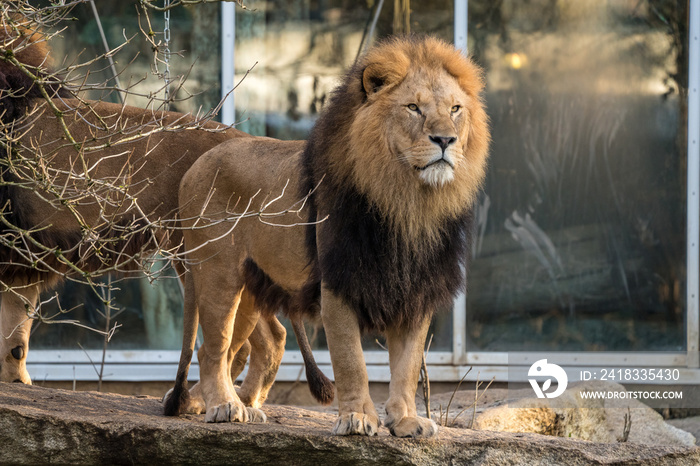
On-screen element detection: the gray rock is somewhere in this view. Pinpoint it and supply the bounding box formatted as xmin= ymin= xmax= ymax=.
xmin=669 ymin=417 xmax=700 ymax=443
xmin=1 ymin=382 xmax=699 ymax=465
xmin=424 ymin=381 xmax=696 ymax=447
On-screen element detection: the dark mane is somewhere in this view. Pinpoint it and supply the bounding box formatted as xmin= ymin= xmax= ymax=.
xmin=315 ymin=178 xmax=472 ymax=332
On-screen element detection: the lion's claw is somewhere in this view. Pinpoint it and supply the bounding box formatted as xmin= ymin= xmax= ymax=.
xmin=205 ymin=401 xmax=249 ymax=423
xmin=386 ymin=416 xmax=438 ymax=438
xmin=332 ymin=412 xmax=379 ymax=436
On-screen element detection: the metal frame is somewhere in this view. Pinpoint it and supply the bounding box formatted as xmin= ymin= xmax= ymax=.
xmin=687 ymin=0 xmax=700 ymax=369
xmin=26 ymin=0 xmax=700 ymax=385
xmin=220 ymin=1 xmax=236 ymax=125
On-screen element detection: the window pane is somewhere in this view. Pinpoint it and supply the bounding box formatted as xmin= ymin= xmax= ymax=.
xmin=33 ymin=267 xmax=183 ymax=351
xmin=465 ymin=1 xmax=688 ymax=351
xmin=234 ymin=0 xmax=455 ymax=139
xmin=47 ymin=2 xmax=221 ymax=110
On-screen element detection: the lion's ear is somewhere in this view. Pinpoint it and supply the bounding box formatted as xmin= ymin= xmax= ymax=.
xmin=362 ymin=64 xmax=387 ymax=95
xmin=362 ymin=63 xmax=406 ymax=96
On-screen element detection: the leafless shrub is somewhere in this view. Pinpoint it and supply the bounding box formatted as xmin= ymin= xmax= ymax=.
xmin=434 ymin=366 xmax=495 ymax=428
xmin=617 ymin=407 xmax=632 ymax=442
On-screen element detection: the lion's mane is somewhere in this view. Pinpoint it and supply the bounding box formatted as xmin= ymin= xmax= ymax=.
xmin=300 ymin=36 xmax=490 ymax=332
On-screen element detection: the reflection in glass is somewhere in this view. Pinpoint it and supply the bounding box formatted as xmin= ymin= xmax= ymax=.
xmin=466 ymin=1 xmax=688 ymax=351
xmin=31 ymin=1 xmax=689 ymax=357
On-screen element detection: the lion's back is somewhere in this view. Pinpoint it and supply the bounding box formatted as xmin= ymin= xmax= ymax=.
xmin=178 ymin=136 xmax=307 ymax=249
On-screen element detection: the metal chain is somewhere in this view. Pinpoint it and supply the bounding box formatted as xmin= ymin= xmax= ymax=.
xmin=163 ymin=0 xmax=171 ymax=109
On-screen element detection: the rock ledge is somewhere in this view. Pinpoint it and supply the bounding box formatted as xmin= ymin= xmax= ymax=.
xmin=1 ymin=383 xmax=698 ymax=465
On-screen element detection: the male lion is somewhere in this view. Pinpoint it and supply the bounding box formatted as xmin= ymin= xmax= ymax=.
xmin=0 ymin=21 xmax=328 ymax=407
xmin=167 ymin=36 xmax=489 ymax=438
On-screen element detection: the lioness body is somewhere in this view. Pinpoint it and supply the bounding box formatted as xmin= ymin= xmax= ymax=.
xmin=171 ymin=36 xmax=489 ymax=437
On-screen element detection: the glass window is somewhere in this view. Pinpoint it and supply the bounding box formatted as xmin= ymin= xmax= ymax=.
xmin=465 ymin=1 xmax=688 ymax=352
xmin=234 ymin=0 xmax=455 ymax=139
xmin=31 ymin=1 xmax=692 ymax=360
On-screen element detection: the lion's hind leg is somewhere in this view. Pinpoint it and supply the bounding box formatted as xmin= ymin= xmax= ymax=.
xmin=237 ymin=313 xmax=286 ymax=410
xmin=383 ymin=316 xmax=438 ymax=438
xmin=230 ymin=337 xmax=251 ymax=383
xmin=174 ymin=329 xmax=252 ymax=418
xmin=163 ymin=270 xmax=201 ymax=416
xmin=193 ymin=261 xmax=258 ymax=423
xmin=226 ymin=290 xmax=266 ymax=422
xmin=181 ymin=293 xmax=275 ymax=422
xmin=172 ymin=292 xmax=257 ymax=417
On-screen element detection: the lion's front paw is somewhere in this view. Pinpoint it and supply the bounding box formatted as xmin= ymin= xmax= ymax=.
xmin=332 ymin=412 xmax=379 ymax=436
xmin=205 ymin=400 xmax=249 ymax=423
xmin=386 ymin=416 xmax=438 ymax=438
xmin=245 ymin=407 xmax=267 ymax=423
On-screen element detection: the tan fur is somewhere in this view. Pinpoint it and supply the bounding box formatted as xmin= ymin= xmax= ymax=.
xmin=173 ymin=37 xmax=489 ymax=436
xmin=172 ymin=138 xmax=307 ymax=422
xmin=1 ymin=15 xmax=53 ymax=70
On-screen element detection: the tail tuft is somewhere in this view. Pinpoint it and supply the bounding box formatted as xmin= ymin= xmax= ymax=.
xmin=290 ymin=315 xmax=335 ymax=405
xmin=163 ymin=373 xmax=191 ymax=416
xmin=306 ymin=360 xmax=335 ymax=406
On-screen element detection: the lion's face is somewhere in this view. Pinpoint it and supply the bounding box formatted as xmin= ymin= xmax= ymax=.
xmin=337 ymin=37 xmax=489 ymax=241
xmin=384 ymin=68 xmax=470 ymax=187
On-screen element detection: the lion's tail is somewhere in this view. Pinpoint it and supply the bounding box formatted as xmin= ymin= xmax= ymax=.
xmin=163 ymin=273 xmax=197 ymax=416
xmin=241 ymin=258 xmax=334 ymax=405
xmin=290 ymin=316 xmax=335 ymax=405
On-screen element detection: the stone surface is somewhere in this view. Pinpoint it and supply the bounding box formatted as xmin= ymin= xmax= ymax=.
xmin=422 ymin=381 xmax=695 ymax=447
xmin=1 ymin=382 xmax=700 ymax=465
xmin=669 ymin=417 xmax=700 ymax=443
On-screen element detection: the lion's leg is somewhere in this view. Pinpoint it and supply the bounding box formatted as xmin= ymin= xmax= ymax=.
xmin=177 ymin=346 xmax=207 ymax=415
xmin=383 ymin=315 xmax=438 ymax=438
xmin=193 ymin=264 xmax=252 ymax=423
xmin=188 ymin=332 xmax=253 ymax=415
xmin=0 ymin=284 xmax=38 ymax=384
xmin=184 ymin=291 xmax=264 ymax=421
xmin=168 ymin=260 xmax=252 ymax=416
xmin=229 ymin=290 xmax=256 ymax=383
xmin=238 ymin=314 xmax=286 ymax=409
xmin=321 ymin=287 xmax=379 ymax=436
xmin=230 ymin=339 xmax=251 ymax=382
xmin=226 ymin=290 xmax=266 ymax=422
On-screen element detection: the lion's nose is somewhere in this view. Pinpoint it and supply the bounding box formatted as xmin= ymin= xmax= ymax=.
xmin=429 ymin=135 xmax=457 ymax=152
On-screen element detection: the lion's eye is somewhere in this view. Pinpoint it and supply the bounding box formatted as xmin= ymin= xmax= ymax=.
xmin=407 ymin=103 xmax=420 ymax=113
xmin=451 ymin=105 xmax=462 ymax=114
